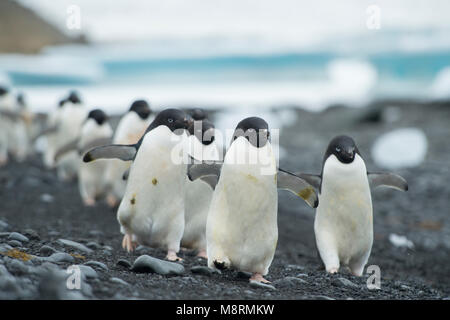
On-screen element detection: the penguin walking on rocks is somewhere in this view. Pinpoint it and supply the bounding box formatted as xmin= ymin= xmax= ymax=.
xmin=55 ymin=92 xmax=87 ymax=182
xmin=83 ymin=109 xmax=193 ymax=261
xmin=296 ymin=135 xmax=408 ymax=276
xmin=182 ymin=118 xmax=220 ymax=258
xmin=103 ymin=100 xmax=153 ymax=208
xmin=187 ymin=117 xmax=318 ymax=283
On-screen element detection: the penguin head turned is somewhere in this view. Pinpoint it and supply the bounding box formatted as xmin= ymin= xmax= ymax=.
xmin=147 ymin=108 xmax=193 ymax=134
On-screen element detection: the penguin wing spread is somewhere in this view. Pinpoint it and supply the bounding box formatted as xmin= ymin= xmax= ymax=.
xmin=187 ymin=161 xmax=223 ymax=182
xmin=54 ymin=138 xmax=80 ymax=162
xmin=294 ymin=172 xmax=322 ymax=190
xmin=367 ymin=172 xmax=408 ymax=192
xmin=277 ymin=168 xmax=319 ymax=208
xmin=83 ymin=144 xmax=137 ymax=163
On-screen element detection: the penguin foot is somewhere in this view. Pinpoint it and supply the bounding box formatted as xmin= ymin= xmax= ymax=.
xmin=83 ymin=198 xmax=96 ymax=207
xmin=250 ymin=273 xmax=271 ymax=283
xmin=327 ymin=267 xmax=339 ymax=274
xmin=196 ymin=250 xmax=207 ymax=259
xmin=106 ymin=195 xmax=118 ymax=208
xmin=166 ymin=250 xmax=183 ymax=262
xmin=122 ymin=234 xmax=137 ymax=252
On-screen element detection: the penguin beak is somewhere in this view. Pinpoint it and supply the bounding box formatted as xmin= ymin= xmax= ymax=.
xmin=344 ymin=147 xmax=355 ymax=160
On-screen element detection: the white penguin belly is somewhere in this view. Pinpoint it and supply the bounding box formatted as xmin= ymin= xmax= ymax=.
xmin=315 ymin=155 xmax=373 ymax=266
xmin=117 ymin=127 xmax=187 ymax=251
xmin=206 ymin=138 xmax=278 ymax=275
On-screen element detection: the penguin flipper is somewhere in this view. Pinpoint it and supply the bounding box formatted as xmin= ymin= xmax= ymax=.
xmin=32 ymin=124 xmax=58 ymax=142
xmin=83 ymin=144 xmax=137 ymax=163
xmin=0 ymin=110 xmax=21 ymax=121
xmin=187 ymin=161 xmax=223 ymax=182
xmin=199 ymin=175 xmax=219 ymax=190
xmin=79 ymin=137 xmax=113 ymax=156
xmin=277 ymin=168 xmax=319 ymax=208
xmin=294 ymin=172 xmax=322 ymax=190
xmin=368 ymin=172 xmax=408 ymax=192
xmin=54 ymin=138 xmax=79 ymax=162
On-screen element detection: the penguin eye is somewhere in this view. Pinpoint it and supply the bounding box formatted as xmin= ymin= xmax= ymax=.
xmin=336 ymin=147 xmax=341 ymax=153
xmin=167 ymin=118 xmax=174 ymax=123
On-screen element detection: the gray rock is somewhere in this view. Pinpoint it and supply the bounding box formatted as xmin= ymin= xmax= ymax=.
xmin=110 ymin=277 xmax=129 ymax=286
xmin=77 ymin=265 xmax=98 ymax=279
xmin=0 ymin=220 xmax=8 ymax=231
xmin=131 ymin=255 xmax=185 ymax=276
xmin=7 ymin=240 xmax=22 ymax=247
xmin=249 ymin=280 xmax=277 ymax=291
xmin=40 ymin=245 xmax=57 ymax=256
xmin=37 ymin=268 xmax=85 ymax=300
xmin=0 ymin=273 xmax=20 ymax=299
xmin=8 ymin=232 xmax=29 ymax=243
xmin=5 ymin=259 xmax=29 ymax=275
xmin=48 ymin=231 xmax=60 ymax=237
xmin=84 ymin=260 xmax=108 ymax=271
xmin=0 ymin=244 xmax=13 ymax=252
xmin=40 ymin=193 xmax=54 ymax=203
xmin=286 ymin=264 xmax=305 ymax=271
xmin=0 ymin=232 xmax=11 ymax=237
xmin=335 ymin=277 xmax=359 ymax=288
xmin=86 ymin=241 xmax=102 ymax=250
xmin=296 ymin=273 xmax=308 ymax=277
xmin=117 ymin=259 xmax=132 ymax=269
xmin=57 ymin=239 xmax=93 ymax=254
xmin=313 ymin=295 xmax=335 ymax=300
xmin=274 ymin=276 xmax=307 ymax=288
xmin=103 ymin=245 xmax=113 ymax=251
xmin=44 ymin=253 xmax=75 ymax=263
xmin=88 ymin=230 xmax=104 ymax=237
xmin=191 ymin=265 xmax=221 ymax=276
xmin=24 ymin=229 xmax=40 ymax=240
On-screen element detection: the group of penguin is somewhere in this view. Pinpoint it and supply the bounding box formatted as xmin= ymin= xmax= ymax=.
xmin=0 ymin=87 xmax=409 ymax=284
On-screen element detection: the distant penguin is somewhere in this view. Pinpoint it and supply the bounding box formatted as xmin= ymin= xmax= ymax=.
xmin=182 ymin=119 xmax=220 ymax=258
xmin=296 ymin=135 xmax=408 ymax=276
xmin=0 ymin=86 xmax=30 ymax=164
xmin=103 ymin=100 xmax=154 ymax=207
xmin=77 ymin=109 xmax=114 ymax=206
xmin=83 ymin=108 xmax=193 ymax=261
xmin=187 ymin=117 xmax=318 ymax=283
xmin=54 ymin=91 xmax=87 ymax=181
xmin=11 ymin=92 xmax=33 ymax=162
xmin=189 ymin=108 xmax=207 ymax=121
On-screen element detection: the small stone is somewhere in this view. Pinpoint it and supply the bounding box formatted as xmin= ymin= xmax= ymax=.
xmin=40 ymin=194 xmax=54 ymax=203
xmin=48 ymin=231 xmax=60 ymax=237
xmin=274 ymin=276 xmax=307 ymax=288
xmin=86 ymin=242 xmax=102 ymax=250
xmin=77 ymin=265 xmax=98 ymax=279
xmin=23 ymin=229 xmax=40 ymax=240
xmin=84 ymin=261 xmax=108 ymax=271
xmin=88 ymin=230 xmax=104 ymax=237
xmin=191 ymin=266 xmax=221 ymax=276
xmin=45 ymin=252 xmax=75 ymax=263
xmin=117 ymin=259 xmax=132 ymax=269
xmin=103 ymin=245 xmax=113 ymax=251
xmin=39 ymin=245 xmax=57 ymax=256
xmin=249 ymin=280 xmax=276 ymax=291
xmin=5 ymin=259 xmax=29 ymax=275
xmin=286 ymin=264 xmax=305 ymax=271
xmin=131 ymin=255 xmax=185 ymax=276
xmin=7 ymin=240 xmax=22 ymax=247
xmin=0 ymin=220 xmax=8 ymax=231
xmin=8 ymin=232 xmax=29 ymax=243
xmin=110 ymin=277 xmax=129 ymax=286
xmin=335 ymin=277 xmax=359 ymax=288
xmin=296 ymin=273 xmax=308 ymax=277
xmin=58 ymin=239 xmax=93 ymax=254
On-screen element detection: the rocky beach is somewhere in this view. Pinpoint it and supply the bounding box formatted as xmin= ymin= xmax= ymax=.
xmin=1 ymin=100 xmax=449 ymax=300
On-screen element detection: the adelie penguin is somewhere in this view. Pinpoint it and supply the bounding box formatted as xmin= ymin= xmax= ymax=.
xmin=188 ymin=117 xmax=318 ymax=283
xmin=296 ymin=135 xmax=408 ymax=276
xmin=103 ymin=99 xmax=154 ymax=208
xmin=54 ymin=109 xmax=113 ymax=206
xmin=83 ymin=108 xmax=193 ymax=261
xmin=182 ymin=118 xmax=220 ymax=258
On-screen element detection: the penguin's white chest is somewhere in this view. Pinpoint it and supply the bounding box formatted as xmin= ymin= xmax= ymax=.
xmin=118 ymin=126 xmax=187 ymax=249
xmin=315 ymin=155 xmax=373 ymax=264
xmin=206 ymin=137 xmax=278 ymax=275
